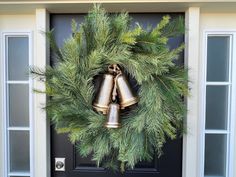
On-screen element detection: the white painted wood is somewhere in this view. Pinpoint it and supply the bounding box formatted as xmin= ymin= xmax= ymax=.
xmin=34 ymin=8 xmax=50 ymax=177
xmin=199 ymin=28 xmax=208 ymax=177
xmin=182 ymin=7 xmax=200 ymax=177
xmin=1 ymin=31 xmax=8 ymax=177
xmin=8 ymin=172 xmax=31 ymax=176
xmin=226 ymin=35 xmax=233 ymax=177
xmin=29 ymin=31 xmax=34 ymax=177
xmin=7 ymin=127 xmax=30 ymax=131
xmin=6 ymin=81 xmax=29 ymax=84
xmin=2 ymin=0 xmax=236 ymax=3
xmin=228 ymin=32 xmax=236 ymax=177
xmin=205 ymin=130 xmax=229 ymax=134
xmin=5 ymin=35 xmax=11 ymax=176
xmin=2 ymin=1 xmax=236 ymax=15
xmin=206 ymin=82 xmax=231 ymax=85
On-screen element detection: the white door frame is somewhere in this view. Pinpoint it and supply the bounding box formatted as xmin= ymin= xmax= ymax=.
xmin=34 ymin=8 xmax=50 ymax=177
xmin=0 ymin=6 xmax=202 ymax=177
xmin=183 ymin=7 xmax=200 ymax=177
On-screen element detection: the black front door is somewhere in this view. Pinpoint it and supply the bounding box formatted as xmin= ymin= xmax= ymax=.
xmin=50 ymin=13 xmax=184 ymax=177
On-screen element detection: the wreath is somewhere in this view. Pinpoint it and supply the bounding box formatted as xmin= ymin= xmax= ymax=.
xmin=31 ymin=5 xmax=188 ymax=172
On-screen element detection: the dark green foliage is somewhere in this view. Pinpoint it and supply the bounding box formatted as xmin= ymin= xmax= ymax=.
xmin=31 ymin=4 xmax=188 ymax=172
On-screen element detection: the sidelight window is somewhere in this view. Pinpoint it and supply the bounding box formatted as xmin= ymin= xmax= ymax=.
xmin=3 ymin=33 xmax=33 ymax=177
xmin=201 ymin=33 xmax=236 ymax=177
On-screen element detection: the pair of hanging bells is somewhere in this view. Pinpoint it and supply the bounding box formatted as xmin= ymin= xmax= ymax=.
xmin=93 ymin=64 xmax=138 ymax=128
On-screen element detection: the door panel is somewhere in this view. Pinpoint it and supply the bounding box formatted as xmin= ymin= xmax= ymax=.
xmin=50 ymin=13 xmax=184 ymax=177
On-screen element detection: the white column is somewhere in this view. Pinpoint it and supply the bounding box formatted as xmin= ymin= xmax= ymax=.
xmin=182 ymin=7 xmax=200 ymax=177
xmin=34 ymin=8 xmax=50 ymax=177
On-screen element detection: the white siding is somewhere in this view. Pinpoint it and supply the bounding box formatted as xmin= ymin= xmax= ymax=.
xmin=0 ymin=5 xmax=236 ymax=177
xmin=200 ymin=13 xmax=236 ymax=177
xmin=0 ymin=14 xmax=35 ymax=177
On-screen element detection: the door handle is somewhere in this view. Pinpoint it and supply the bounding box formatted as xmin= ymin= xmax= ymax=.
xmin=55 ymin=158 xmax=65 ymax=171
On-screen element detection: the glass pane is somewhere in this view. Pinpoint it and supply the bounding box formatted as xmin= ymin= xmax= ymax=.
xmin=9 ymin=131 xmax=30 ymax=172
xmin=8 ymin=84 xmax=29 ymax=127
xmin=207 ymin=36 xmax=230 ymax=82
xmin=7 ymin=36 xmax=29 ymax=81
xmin=205 ymin=86 xmax=228 ymax=130
xmin=204 ymin=134 xmax=227 ymax=177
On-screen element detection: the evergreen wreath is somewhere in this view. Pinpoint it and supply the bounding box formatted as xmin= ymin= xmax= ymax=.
xmin=31 ymin=5 xmax=188 ymax=172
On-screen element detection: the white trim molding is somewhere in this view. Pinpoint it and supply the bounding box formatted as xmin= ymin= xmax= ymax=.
xmin=34 ymin=8 xmax=50 ymax=177
xmin=36 ymin=7 xmax=203 ymax=177
xmin=182 ymin=6 xmax=200 ymax=177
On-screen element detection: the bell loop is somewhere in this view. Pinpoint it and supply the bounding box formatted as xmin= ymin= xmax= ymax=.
xmin=112 ymin=72 xmax=122 ymax=102
xmin=108 ymin=64 xmax=121 ymax=75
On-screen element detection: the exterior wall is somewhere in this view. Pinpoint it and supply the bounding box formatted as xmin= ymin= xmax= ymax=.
xmin=0 ymin=14 xmax=36 ymax=177
xmin=0 ymin=4 xmax=236 ymax=177
xmin=199 ymin=13 xmax=236 ymax=177
xmin=200 ymin=13 xmax=236 ymax=29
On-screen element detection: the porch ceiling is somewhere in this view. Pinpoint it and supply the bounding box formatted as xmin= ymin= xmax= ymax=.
xmin=0 ymin=1 xmax=236 ymax=14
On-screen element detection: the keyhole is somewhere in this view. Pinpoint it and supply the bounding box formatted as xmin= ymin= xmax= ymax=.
xmin=56 ymin=161 xmax=64 ymax=169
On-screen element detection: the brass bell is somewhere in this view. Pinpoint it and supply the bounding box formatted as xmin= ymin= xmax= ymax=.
xmin=93 ymin=74 xmax=114 ymax=114
xmin=116 ymin=74 xmax=138 ymax=109
xmin=105 ymin=103 xmax=120 ymax=128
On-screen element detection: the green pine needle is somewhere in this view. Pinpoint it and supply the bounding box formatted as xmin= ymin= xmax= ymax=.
xmin=30 ymin=4 xmax=188 ymax=171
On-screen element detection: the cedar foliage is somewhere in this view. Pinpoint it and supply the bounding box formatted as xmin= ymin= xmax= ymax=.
xmin=31 ymin=4 xmax=188 ymax=171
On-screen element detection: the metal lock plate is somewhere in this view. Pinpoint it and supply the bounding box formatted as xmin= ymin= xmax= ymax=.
xmin=55 ymin=158 xmax=65 ymax=171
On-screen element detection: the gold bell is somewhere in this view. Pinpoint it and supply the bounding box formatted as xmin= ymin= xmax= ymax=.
xmin=116 ymin=74 xmax=138 ymax=109
xmin=93 ymin=74 xmax=114 ymax=114
xmin=105 ymin=103 xmax=120 ymax=128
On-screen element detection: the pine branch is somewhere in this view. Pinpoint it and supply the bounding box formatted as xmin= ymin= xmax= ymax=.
xmin=30 ymin=4 xmax=188 ymax=171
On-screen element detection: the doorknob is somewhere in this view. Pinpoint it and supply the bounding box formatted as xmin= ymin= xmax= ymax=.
xmin=55 ymin=158 xmax=65 ymax=171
